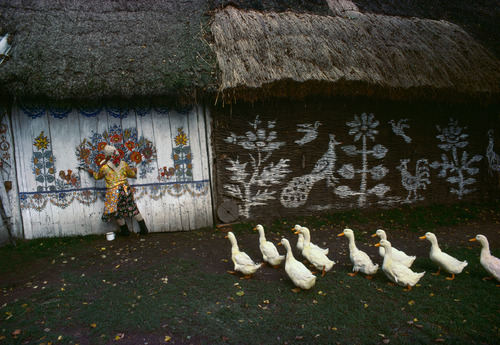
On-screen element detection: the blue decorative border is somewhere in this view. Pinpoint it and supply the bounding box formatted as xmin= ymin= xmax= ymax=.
xmin=20 ymin=103 xmax=192 ymax=119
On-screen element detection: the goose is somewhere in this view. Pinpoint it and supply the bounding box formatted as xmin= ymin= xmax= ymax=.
xmin=293 ymin=224 xmax=329 ymax=254
xmin=279 ymin=238 xmax=316 ymax=292
xmin=338 ymin=228 xmax=379 ymax=279
xmin=469 ymin=234 xmax=500 ymax=282
xmin=254 ymin=224 xmax=285 ymax=267
xmin=372 ymin=229 xmax=416 ymax=267
xmin=225 ymin=232 xmax=262 ymax=278
xmin=375 ymin=239 xmax=425 ymax=291
xmin=420 ymin=232 xmax=468 ymax=280
xmin=295 ymin=226 xmax=335 ymax=276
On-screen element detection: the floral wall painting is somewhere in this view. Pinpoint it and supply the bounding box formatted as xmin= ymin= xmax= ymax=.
xmin=397 ymin=158 xmax=430 ymax=202
xmin=223 ymin=115 xmax=291 ymax=218
xmin=295 ymin=121 xmax=321 ymax=146
xmin=281 ymin=134 xmax=341 ymax=208
xmin=486 ymin=129 xmax=500 ymax=175
xmin=76 ymin=125 xmax=157 ymax=178
xmin=430 ymin=118 xmax=482 ymax=199
xmin=389 ymin=118 xmax=412 ymax=143
xmin=32 ymin=131 xmax=57 ymax=192
xmin=335 ymin=113 xmax=390 ymax=207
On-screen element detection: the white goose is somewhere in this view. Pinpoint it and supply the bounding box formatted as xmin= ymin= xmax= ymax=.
xmin=338 ymin=228 xmax=379 ymax=279
xmin=279 ymin=238 xmax=316 ymax=292
xmin=420 ymin=232 xmax=468 ymax=280
xmin=376 ymin=239 xmax=425 ymax=291
xmin=254 ymin=224 xmax=285 ymax=267
xmin=294 ymin=224 xmax=329 ymax=254
xmin=226 ymin=232 xmax=262 ymax=279
xmin=296 ymin=226 xmax=335 ymax=276
xmin=372 ymin=229 xmax=416 ymax=267
xmin=469 ymin=234 xmax=500 ymax=282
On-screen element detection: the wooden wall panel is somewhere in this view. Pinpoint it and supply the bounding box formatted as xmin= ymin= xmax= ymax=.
xmin=12 ymin=103 xmax=213 ymax=239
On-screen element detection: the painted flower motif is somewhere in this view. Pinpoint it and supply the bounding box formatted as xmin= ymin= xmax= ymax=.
xmin=175 ymin=130 xmax=188 ymax=146
xmin=79 ymin=148 xmax=90 ymax=160
xmin=98 ymin=142 xmax=108 ymax=151
xmin=130 ymin=151 xmax=142 ymax=163
xmin=109 ymin=134 xmax=123 ymax=144
xmin=33 ymin=131 xmax=50 ymax=150
xmin=347 ymin=113 xmax=379 ymax=141
xmin=20 ymin=194 xmax=27 ymax=201
xmin=125 ymin=141 xmax=135 ymax=151
xmin=168 ymin=167 xmax=175 ymax=174
xmin=142 ymin=145 xmax=154 ymax=159
xmin=95 ymin=153 xmax=106 ymax=166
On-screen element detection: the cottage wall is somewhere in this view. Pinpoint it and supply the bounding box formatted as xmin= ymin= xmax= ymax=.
xmin=212 ymin=99 xmax=499 ymax=223
xmin=9 ymin=102 xmax=214 ymax=239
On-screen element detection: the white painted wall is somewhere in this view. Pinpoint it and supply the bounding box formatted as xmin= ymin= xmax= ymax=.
xmin=11 ymin=103 xmax=214 ymax=239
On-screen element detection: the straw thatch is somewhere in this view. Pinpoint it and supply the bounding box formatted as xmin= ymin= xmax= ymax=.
xmin=211 ymin=6 xmax=500 ymax=104
xmin=0 ymin=0 xmax=216 ymax=103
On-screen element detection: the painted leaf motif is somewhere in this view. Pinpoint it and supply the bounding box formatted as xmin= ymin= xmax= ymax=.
xmin=46 ymin=175 xmax=55 ymax=183
xmin=35 ymin=175 xmax=45 ymax=183
xmin=33 ymin=152 xmax=43 ymax=159
xmin=182 ymin=146 xmax=191 ymax=154
xmin=43 ymin=150 xmax=53 ymax=158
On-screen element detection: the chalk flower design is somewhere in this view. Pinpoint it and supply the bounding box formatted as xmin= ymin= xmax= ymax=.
xmin=335 ymin=113 xmax=390 ymax=207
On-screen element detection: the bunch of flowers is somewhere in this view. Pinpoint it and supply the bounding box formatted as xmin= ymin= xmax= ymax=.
xmin=76 ymin=125 xmax=157 ymax=178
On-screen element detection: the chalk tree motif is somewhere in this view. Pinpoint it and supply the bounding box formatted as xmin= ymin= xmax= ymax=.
xmin=397 ymin=158 xmax=430 ymax=201
xmin=223 ymin=115 xmax=290 ymax=218
xmin=430 ymin=119 xmax=482 ymax=199
xmin=335 ymin=113 xmax=390 ymax=207
xmin=389 ymin=118 xmax=411 ymax=143
xmin=486 ymin=129 xmax=500 ymax=175
xmin=281 ymin=134 xmax=341 ymax=208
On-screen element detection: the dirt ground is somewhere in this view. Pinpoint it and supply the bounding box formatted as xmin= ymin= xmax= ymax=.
xmin=1 ymin=215 xmax=499 ymax=344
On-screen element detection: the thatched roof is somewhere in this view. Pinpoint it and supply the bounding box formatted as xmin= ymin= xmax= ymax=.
xmin=211 ymin=5 xmax=500 ymax=104
xmin=0 ymin=0 xmax=216 ymax=103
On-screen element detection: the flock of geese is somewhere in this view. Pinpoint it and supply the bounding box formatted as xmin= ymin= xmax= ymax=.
xmin=225 ymin=224 xmax=500 ymax=292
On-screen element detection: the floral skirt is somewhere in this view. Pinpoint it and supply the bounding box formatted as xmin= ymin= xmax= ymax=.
xmin=101 ymin=185 xmax=139 ymax=222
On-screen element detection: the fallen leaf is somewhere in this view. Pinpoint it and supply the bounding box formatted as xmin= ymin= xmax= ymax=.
xmin=164 ymin=335 xmax=171 ymax=342
xmin=236 ymin=291 xmax=244 ymax=296
xmin=90 ymin=323 xmax=97 ymax=328
xmin=295 ymin=336 xmax=304 ymax=340
xmin=12 ymin=329 xmax=21 ymax=336
xmin=408 ymin=300 xmax=415 ymax=306
xmin=114 ymin=333 xmax=124 ymax=340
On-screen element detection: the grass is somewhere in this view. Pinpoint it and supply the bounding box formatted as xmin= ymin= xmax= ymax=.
xmin=1 ymin=202 xmax=499 ymax=344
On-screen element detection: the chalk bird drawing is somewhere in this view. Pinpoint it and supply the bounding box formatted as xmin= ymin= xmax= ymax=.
xmin=389 ymin=119 xmax=411 ymax=143
xmin=486 ymin=129 xmax=500 ymax=175
xmin=397 ymin=158 xmax=430 ymax=201
xmin=281 ymin=134 xmax=341 ymax=208
xmin=295 ymin=121 xmax=321 ymax=146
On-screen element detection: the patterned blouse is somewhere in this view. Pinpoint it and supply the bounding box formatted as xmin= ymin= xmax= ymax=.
xmin=93 ymin=162 xmax=136 ymax=215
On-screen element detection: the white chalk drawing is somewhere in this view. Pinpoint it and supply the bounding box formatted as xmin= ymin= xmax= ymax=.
xmin=280 ymin=134 xmax=341 ymax=208
xmin=223 ymin=115 xmax=291 ymax=218
xmin=430 ymin=118 xmax=482 ymax=199
xmin=335 ymin=113 xmax=390 ymax=207
xmin=486 ymin=129 xmax=500 ymax=175
xmin=389 ymin=119 xmax=412 ymax=143
xmin=295 ymin=121 xmax=321 ymax=146
xmin=397 ymin=158 xmax=430 ymax=201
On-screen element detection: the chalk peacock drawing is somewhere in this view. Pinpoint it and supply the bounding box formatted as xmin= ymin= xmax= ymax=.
xmin=280 ymin=134 xmax=341 ymax=208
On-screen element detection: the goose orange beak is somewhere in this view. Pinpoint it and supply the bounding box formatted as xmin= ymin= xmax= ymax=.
xmin=337 ymin=232 xmax=345 ymax=237
xmin=419 ymin=235 xmax=426 ymax=240
xmin=375 ymin=243 xmax=381 ymax=247
xmin=371 ymin=233 xmax=378 ymax=237
xmin=469 ymin=238 xmax=477 ymax=242
xmin=294 ymin=231 xmax=300 ymax=235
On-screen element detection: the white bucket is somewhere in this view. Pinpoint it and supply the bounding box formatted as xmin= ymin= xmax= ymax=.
xmin=106 ymin=232 xmax=115 ymax=241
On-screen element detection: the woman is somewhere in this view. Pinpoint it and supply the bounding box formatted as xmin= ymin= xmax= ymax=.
xmin=88 ymin=144 xmax=149 ymax=236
